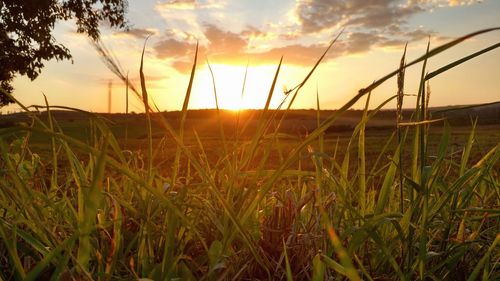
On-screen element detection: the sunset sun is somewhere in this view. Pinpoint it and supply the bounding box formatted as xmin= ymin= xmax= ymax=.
xmin=191 ymin=63 xmax=285 ymax=110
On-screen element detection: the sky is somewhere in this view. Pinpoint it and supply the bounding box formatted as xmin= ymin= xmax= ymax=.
xmin=4 ymin=0 xmax=500 ymax=113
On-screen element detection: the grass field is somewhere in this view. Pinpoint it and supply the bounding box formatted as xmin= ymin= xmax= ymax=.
xmin=0 ymin=29 xmax=499 ymax=281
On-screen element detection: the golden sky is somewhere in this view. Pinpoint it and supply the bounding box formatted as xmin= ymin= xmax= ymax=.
xmin=4 ymin=0 xmax=500 ymax=113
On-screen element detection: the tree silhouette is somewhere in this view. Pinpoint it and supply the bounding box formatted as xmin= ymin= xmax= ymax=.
xmin=0 ymin=0 xmax=128 ymax=106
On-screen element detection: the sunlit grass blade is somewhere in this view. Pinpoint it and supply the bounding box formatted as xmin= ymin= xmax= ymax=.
xmin=358 ymin=27 xmax=500 ymax=96
xmin=406 ymin=40 xmax=430 ymax=275
xmin=316 ymin=88 xmax=324 ymax=169
xmin=24 ymin=234 xmax=78 ymax=281
xmin=397 ymin=45 xmax=407 ymax=214
xmin=460 ymin=119 xmax=477 ymax=176
xmin=412 ymin=39 xmax=430 ymax=181
xmin=240 ymin=57 xmax=282 ymax=169
xmin=139 ymin=37 xmax=154 ymax=184
xmin=234 ymin=60 xmax=250 ymax=143
xmin=173 ymin=41 xmax=199 ymax=183
xmin=374 ymin=145 xmax=400 ymax=214
xmin=0 ymin=220 xmax=49 ymax=257
xmin=43 ymin=95 xmax=59 ymax=191
xmin=0 ymin=221 xmax=26 ymax=279
xmin=284 ymin=29 xmax=344 ymax=110
xmin=426 ymin=41 xmax=500 ymax=81
xmin=358 ymin=92 xmax=371 ymax=217
xmin=324 ymin=222 xmax=362 ymax=281
xmin=271 ymin=29 xmax=343 ymax=135
xmin=207 ymin=60 xmax=229 ymax=158
xmin=104 ymin=196 xmax=122 ymax=280
xmin=397 ymin=118 xmax=446 ymax=126
xmin=321 ymin=254 xmax=347 ymax=276
xmin=466 ymin=233 xmax=500 ymax=281
xmin=77 ymin=134 xmax=108 ymax=271
xmin=312 ymin=253 xmax=325 ymax=281
xmin=433 ymin=100 xmax=500 ymax=114
xmin=92 ymin=38 xmax=141 ymax=99
xmin=139 ymin=38 xmax=150 ymax=113
xmin=283 ymin=240 xmax=293 ymax=281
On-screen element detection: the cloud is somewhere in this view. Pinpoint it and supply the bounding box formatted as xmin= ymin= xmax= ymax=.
xmin=378 ymin=28 xmax=435 ymax=48
xmin=152 ymin=0 xmax=478 ymax=73
xmin=241 ymin=26 xmax=267 ymax=39
xmin=156 ymin=0 xmax=196 ymax=10
xmin=441 ymin=0 xmax=480 ymax=7
xmin=295 ymin=0 xmax=480 ymax=35
xmin=295 ymin=0 xmax=426 ymax=34
xmin=345 ymin=32 xmax=384 ymax=53
xmin=155 ymin=25 xmax=334 ymax=71
xmin=154 ymin=25 xmax=359 ymax=72
xmin=155 ymin=38 xmax=199 ymax=58
xmin=404 ymin=29 xmax=434 ymax=41
xmin=347 ymin=4 xmax=424 ymax=29
xmin=288 ymin=0 xmax=479 ymax=55
xmin=252 ymin=43 xmax=341 ymax=66
xmin=156 ymin=0 xmax=225 ymax=11
xmin=155 ymin=26 xmax=444 ymax=73
xmin=171 ymin=60 xmax=197 ymax=73
xmin=204 ymin=24 xmax=247 ymax=54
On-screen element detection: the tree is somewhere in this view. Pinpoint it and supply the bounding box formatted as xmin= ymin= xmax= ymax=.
xmin=0 ymin=0 xmax=128 ymax=106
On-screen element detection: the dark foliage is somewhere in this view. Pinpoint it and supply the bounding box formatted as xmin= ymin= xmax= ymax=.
xmin=0 ymin=0 xmax=128 ymax=106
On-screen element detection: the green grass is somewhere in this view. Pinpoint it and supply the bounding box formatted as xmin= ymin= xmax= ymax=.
xmin=0 ymin=28 xmax=499 ymax=280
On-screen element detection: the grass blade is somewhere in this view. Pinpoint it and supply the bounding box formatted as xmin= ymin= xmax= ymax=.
xmin=426 ymin=41 xmax=500 ymax=81
xmin=173 ymin=41 xmax=199 ymax=183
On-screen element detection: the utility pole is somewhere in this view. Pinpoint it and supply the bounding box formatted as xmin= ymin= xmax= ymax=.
xmin=107 ymin=80 xmax=112 ymax=113
xmin=125 ymin=74 xmax=129 ymax=114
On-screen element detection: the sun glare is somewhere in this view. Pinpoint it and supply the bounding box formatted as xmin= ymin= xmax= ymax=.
xmin=191 ymin=64 xmax=284 ymax=111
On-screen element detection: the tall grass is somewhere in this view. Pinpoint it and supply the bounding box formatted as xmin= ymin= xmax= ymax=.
xmin=0 ymin=28 xmax=499 ymax=280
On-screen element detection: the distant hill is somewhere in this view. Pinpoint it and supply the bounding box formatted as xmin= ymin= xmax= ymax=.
xmin=1 ymin=103 xmax=499 ymax=133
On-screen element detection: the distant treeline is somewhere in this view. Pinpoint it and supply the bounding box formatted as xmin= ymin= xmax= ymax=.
xmin=1 ymin=104 xmax=499 ymax=130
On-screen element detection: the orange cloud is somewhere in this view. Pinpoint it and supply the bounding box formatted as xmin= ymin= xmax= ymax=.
xmin=154 ymin=25 xmax=344 ymax=72
xmin=155 ymin=38 xmax=200 ymax=59
xmin=156 ymin=0 xmax=196 ymax=10
xmin=155 ymin=0 xmax=225 ymax=11
xmin=204 ymin=24 xmax=247 ymax=54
